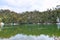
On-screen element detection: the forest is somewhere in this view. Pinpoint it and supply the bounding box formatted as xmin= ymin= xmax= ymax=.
xmin=0 ymin=8 xmax=60 ymax=24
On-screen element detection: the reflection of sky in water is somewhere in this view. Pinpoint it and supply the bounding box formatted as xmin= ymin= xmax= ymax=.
xmin=0 ymin=34 xmax=54 ymax=40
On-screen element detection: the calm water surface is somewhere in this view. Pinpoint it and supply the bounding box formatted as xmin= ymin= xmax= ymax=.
xmin=0 ymin=24 xmax=60 ymax=40
xmin=0 ymin=34 xmax=54 ymax=40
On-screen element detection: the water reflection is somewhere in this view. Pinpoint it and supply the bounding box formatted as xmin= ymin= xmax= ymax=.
xmin=0 ymin=34 xmax=54 ymax=40
xmin=57 ymin=23 xmax=60 ymax=29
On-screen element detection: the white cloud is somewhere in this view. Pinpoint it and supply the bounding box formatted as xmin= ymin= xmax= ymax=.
xmin=0 ymin=5 xmax=20 ymax=13
xmin=0 ymin=0 xmax=60 ymax=12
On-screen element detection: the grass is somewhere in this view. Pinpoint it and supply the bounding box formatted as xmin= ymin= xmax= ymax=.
xmin=0 ymin=24 xmax=60 ymax=38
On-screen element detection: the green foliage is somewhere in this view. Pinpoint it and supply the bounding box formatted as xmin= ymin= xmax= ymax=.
xmin=0 ymin=9 xmax=60 ymax=23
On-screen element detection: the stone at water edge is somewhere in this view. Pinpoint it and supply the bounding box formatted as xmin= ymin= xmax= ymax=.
xmin=56 ymin=17 xmax=60 ymax=29
xmin=0 ymin=22 xmax=4 ymax=31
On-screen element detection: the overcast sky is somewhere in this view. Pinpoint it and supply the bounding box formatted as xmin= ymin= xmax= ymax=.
xmin=0 ymin=0 xmax=60 ymax=13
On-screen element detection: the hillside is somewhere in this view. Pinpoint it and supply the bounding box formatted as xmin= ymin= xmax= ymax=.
xmin=0 ymin=9 xmax=60 ymax=24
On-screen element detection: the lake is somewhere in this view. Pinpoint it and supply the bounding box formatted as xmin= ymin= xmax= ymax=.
xmin=0 ymin=34 xmax=55 ymax=40
xmin=0 ymin=24 xmax=60 ymax=40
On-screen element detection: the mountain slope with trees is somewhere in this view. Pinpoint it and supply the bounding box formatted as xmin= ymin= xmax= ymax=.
xmin=0 ymin=9 xmax=60 ymax=24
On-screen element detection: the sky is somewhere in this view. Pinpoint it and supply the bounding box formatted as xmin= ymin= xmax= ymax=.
xmin=0 ymin=0 xmax=60 ymax=13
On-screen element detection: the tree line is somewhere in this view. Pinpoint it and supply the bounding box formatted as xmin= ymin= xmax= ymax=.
xmin=0 ymin=8 xmax=60 ymax=24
